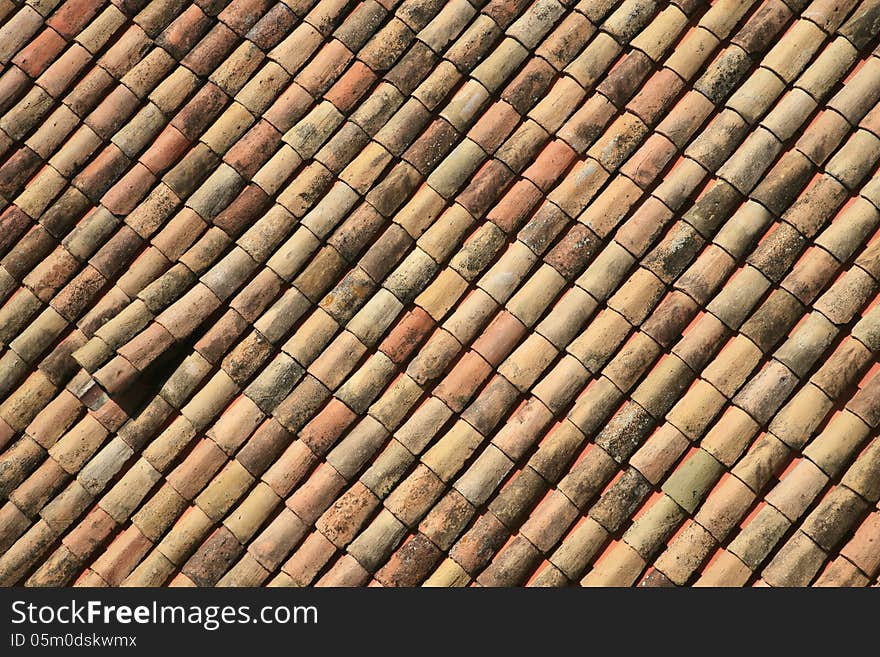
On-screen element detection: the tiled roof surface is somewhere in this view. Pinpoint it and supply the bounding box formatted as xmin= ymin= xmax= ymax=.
xmin=1 ymin=0 xmax=880 ymax=588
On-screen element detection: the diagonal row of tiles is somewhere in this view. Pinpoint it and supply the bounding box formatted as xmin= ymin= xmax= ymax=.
xmin=0 ymin=0 xmax=879 ymax=587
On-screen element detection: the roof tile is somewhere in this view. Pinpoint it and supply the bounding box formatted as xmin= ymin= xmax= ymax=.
xmin=3 ymin=0 xmax=879 ymax=588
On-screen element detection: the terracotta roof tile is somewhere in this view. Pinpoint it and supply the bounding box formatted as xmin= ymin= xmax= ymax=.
xmin=3 ymin=0 xmax=880 ymax=588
